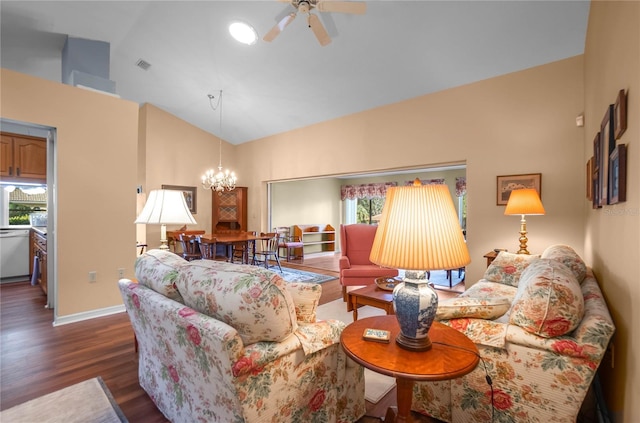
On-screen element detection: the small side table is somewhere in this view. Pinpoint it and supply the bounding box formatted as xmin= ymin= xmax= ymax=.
xmin=346 ymin=284 xmax=395 ymax=321
xmin=483 ymin=251 xmax=498 ymax=267
xmin=341 ymin=315 xmax=479 ymax=423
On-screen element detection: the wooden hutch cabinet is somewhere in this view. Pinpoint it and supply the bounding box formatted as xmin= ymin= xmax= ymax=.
xmin=211 ymin=187 xmax=248 ymax=232
xmin=1 ymin=132 xmax=47 ymax=183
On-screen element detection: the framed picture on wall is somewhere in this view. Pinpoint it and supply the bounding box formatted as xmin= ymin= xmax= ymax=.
xmin=600 ymin=105 xmax=615 ymax=206
xmin=162 ymin=185 xmax=197 ymax=214
xmin=586 ymin=157 xmax=594 ymax=201
xmin=614 ymin=89 xmax=627 ymax=140
xmin=496 ymin=173 xmax=542 ymax=205
xmin=608 ymin=144 xmax=627 ymax=204
xmin=592 ymin=132 xmax=601 ymax=208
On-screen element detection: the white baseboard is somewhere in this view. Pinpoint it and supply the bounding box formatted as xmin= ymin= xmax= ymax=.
xmin=53 ymin=304 xmax=126 ymax=326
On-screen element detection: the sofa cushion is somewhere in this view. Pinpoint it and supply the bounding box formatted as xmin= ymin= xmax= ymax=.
xmin=541 ymin=244 xmax=587 ymax=283
xmin=135 ymin=249 xmax=186 ymax=302
xmin=175 ymin=260 xmax=298 ymax=345
xmin=284 ymin=282 xmax=322 ymax=323
xmin=436 ymin=296 xmax=511 ymax=320
xmin=483 ymin=251 xmax=540 ymax=287
xmin=509 ymin=259 xmax=584 ymax=338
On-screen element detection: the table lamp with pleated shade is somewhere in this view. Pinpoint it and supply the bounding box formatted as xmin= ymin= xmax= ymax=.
xmin=370 ymin=179 xmax=470 ymax=351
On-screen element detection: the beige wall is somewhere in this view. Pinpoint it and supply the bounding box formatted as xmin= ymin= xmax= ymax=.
xmin=0 ymin=69 xmax=138 ymax=319
xmin=238 ymin=56 xmax=586 ymax=285
xmin=271 ymin=178 xmax=342 ymax=232
xmin=584 ymin=1 xmax=639 ymax=420
xmin=137 ymin=104 xmax=236 ymax=246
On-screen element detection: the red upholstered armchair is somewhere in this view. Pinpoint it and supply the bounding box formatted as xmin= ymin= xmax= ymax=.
xmin=339 ymin=224 xmax=399 ymax=301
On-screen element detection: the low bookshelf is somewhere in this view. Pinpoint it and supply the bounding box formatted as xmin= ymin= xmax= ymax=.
xmin=292 ymin=224 xmax=335 ymax=257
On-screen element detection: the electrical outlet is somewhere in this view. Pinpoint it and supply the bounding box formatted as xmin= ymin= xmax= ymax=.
xmin=89 ymin=271 xmax=97 ymax=283
xmin=118 ymin=268 xmax=125 ymax=279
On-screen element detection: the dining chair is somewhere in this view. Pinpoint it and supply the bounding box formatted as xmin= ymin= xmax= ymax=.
xmin=252 ymin=232 xmax=282 ymax=272
xmin=274 ymin=226 xmax=304 ymax=262
xmin=178 ymin=234 xmax=202 ymax=261
xmin=197 ymin=236 xmax=217 ymax=260
xmin=229 ymin=231 xmax=256 ymax=264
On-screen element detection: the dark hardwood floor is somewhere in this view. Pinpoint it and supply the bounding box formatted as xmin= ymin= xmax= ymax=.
xmin=0 ymin=253 xmax=453 ymax=422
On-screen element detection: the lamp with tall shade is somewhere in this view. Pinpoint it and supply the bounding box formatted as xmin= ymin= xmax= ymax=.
xmin=370 ymin=179 xmax=470 ymax=351
xmin=504 ymin=188 xmax=545 ymax=255
xmin=135 ymin=189 xmax=197 ymax=250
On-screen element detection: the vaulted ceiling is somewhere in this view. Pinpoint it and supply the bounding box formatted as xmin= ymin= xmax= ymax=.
xmin=1 ymin=1 xmax=590 ymax=145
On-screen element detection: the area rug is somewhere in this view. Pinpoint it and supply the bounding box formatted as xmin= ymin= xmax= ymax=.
xmin=0 ymin=376 xmax=128 ymax=423
xmin=316 ymin=298 xmax=396 ymax=403
xmin=277 ymin=267 xmax=336 ymax=284
xmin=363 ymin=369 xmax=397 ymax=403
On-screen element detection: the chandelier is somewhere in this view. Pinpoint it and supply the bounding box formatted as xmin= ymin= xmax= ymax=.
xmin=202 ymin=90 xmax=237 ymax=193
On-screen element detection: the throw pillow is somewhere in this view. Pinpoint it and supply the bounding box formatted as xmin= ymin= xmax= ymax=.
xmin=175 ymin=260 xmax=298 ymax=345
xmin=284 ymin=282 xmax=322 ymax=323
xmin=509 ymin=259 xmax=584 ymax=338
xmin=483 ymin=251 xmax=540 ymax=287
xmin=436 ymin=296 xmax=511 ymax=320
xmin=541 ymin=244 xmax=587 ymax=283
xmin=134 ymin=249 xmax=186 ymax=302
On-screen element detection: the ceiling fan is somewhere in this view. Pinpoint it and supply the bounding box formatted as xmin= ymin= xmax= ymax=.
xmin=263 ymin=0 xmax=366 ymax=47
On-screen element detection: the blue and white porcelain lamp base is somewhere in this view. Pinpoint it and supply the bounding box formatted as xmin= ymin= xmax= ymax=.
xmin=392 ymin=270 xmax=438 ymax=351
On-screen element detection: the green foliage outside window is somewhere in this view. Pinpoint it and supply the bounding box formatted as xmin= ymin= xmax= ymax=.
xmin=356 ymin=197 xmax=386 ymax=224
xmin=8 ymin=204 xmax=36 ymax=225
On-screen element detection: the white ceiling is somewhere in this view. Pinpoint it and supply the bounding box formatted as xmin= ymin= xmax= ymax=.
xmin=0 ymin=1 xmax=590 ymax=145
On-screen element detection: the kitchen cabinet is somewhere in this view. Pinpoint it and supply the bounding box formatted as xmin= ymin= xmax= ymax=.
xmin=1 ymin=132 xmax=47 ymax=183
xmin=30 ymin=228 xmax=47 ymax=294
xmin=211 ymin=187 xmax=247 ymax=232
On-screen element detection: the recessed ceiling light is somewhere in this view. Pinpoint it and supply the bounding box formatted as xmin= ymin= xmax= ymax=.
xmin=229 ymin=21 xmax=258 ymax=45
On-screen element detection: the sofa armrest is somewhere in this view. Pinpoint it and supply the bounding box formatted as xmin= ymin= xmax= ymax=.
xmin=505 ymin=275 xmax=615 ymax=362
xmin=235 ymin=334 xmax=304 ymax=378
xmin=442 ymin=318 xmax=508 ymax=348
xmin=339 ymin=256 xmax=351 ymax=270
xmin=236 ymin=319 xmax=344 ymax=374
xmin=294 ymin=319 xmax=346 ymax=355
xmin=283 ymin=282 xmax=322 ymax=323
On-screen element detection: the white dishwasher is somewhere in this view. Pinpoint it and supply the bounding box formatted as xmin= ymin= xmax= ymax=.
xmin=0 ymin=228 xmax=30 ymax=281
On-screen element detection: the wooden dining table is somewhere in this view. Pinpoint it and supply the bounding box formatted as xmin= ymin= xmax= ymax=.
xmin=198 ymin=232 xmax=271 ymax=264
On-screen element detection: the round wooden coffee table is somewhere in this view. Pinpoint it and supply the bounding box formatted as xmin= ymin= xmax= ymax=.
xmin=341 ymin=315 xmax=479 ymax=423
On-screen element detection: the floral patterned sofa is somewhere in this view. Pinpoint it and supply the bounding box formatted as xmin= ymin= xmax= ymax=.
xmin=118 ymin=249 xmax=365 ymax=423
xmin=412 ymin=245 xmax=615 ymax=423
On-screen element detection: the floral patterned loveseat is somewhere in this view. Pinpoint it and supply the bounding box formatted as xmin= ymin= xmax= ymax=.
xmin=118 ymin=249 xmax=365 ymax=423
xmin=412 ymin=245 xmax=615 ymax=423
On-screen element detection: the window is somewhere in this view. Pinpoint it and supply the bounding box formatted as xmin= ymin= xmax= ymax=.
xmin=458 ymin=194 xmax=467 ymax=231
xmin=356 ymin=197 xmax=386 ymax=224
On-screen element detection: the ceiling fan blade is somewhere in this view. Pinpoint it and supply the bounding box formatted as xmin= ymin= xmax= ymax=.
xmin=308 ymin=13 xmax=331 ymax=46
xmin=316 ymin=1 xmax=366 ymax=14
xmin=263 ymin=12 xmax=297 ymax=42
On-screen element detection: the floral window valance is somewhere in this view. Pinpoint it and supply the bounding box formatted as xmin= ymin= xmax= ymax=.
xmin=404 ymin=179 xmax=445 ymax=186
xmin=456 ymin=177 xmax=467 ymax=197
xmin=340 ymin=182 xmax=398 ymax=200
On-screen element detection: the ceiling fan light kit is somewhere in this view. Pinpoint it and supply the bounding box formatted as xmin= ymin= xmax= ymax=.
xmin=229 ymin=21 xmax=258 ymax=45
xmin=263 ymin=0 xmax=366 ymax=46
